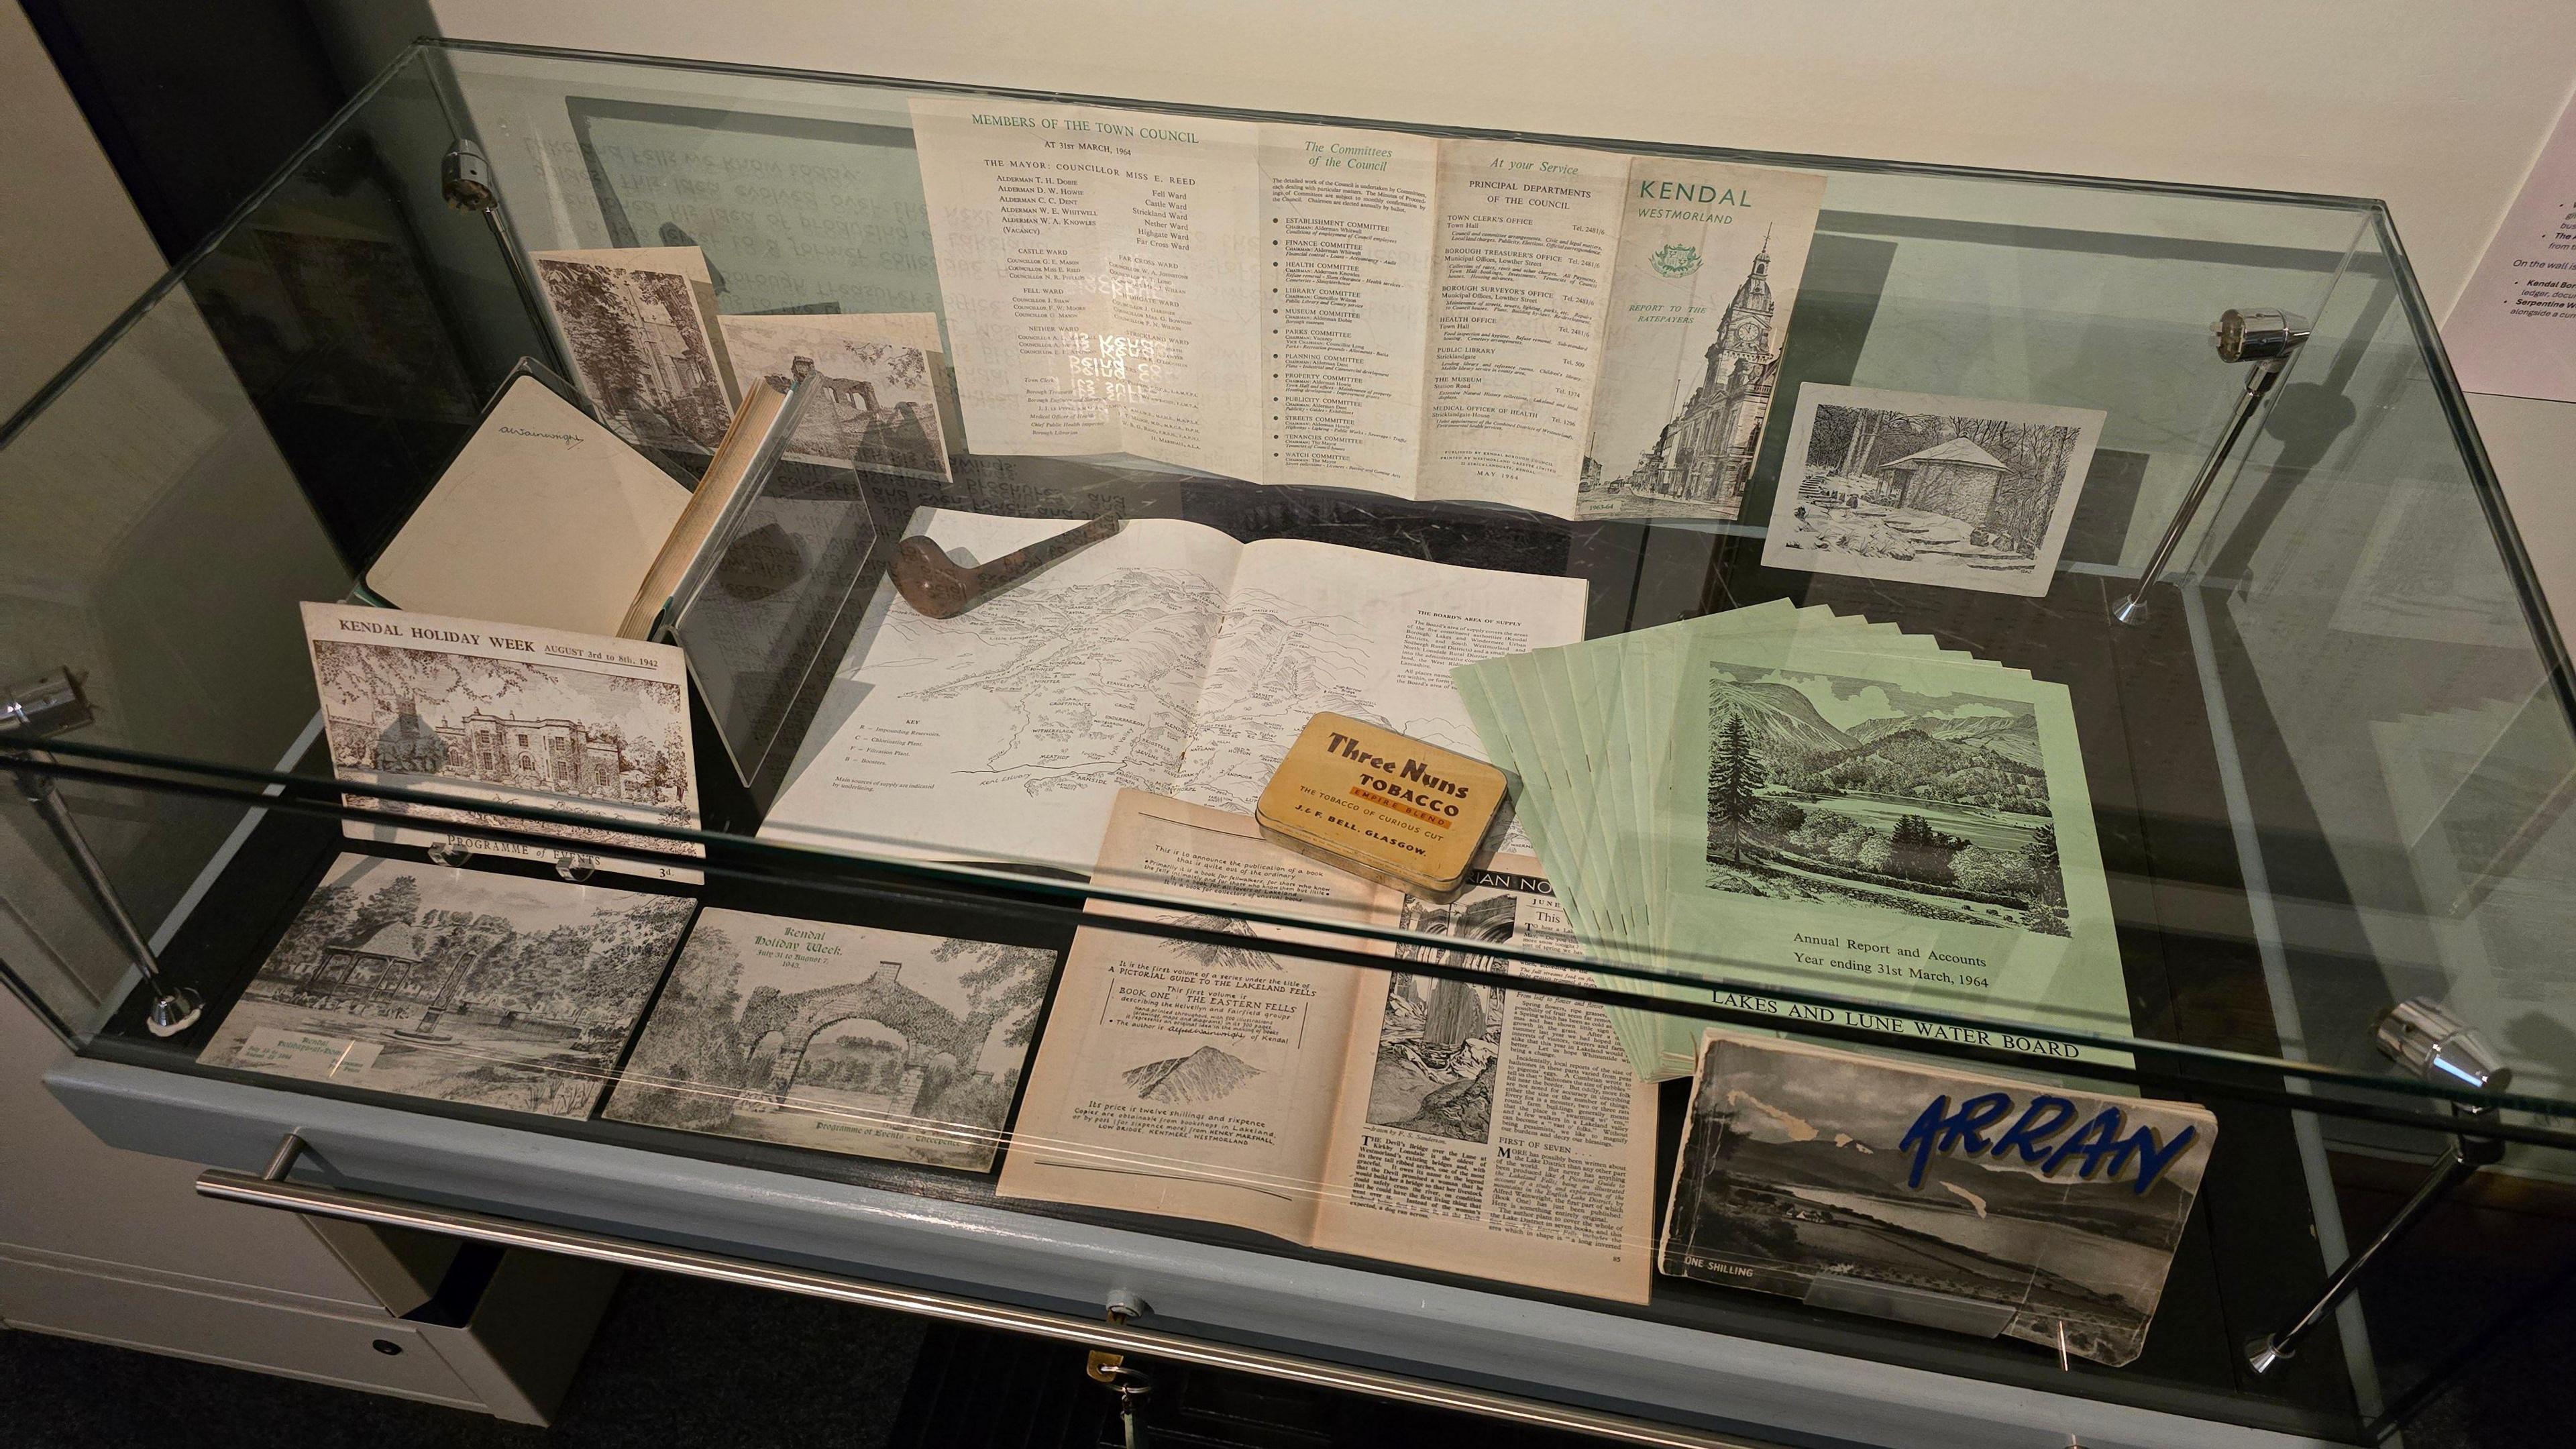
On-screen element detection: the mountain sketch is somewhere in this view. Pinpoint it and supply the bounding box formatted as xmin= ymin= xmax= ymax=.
xmin=1125 ymin=1044 xmax=1259 ymax=1104
xmin=1847 ymin=711 xmax=2043 ymax=767
xmin=1709 ymin=678 xmax=1858 ymax=759
xmin=1701 ymin=668 xmax=2070 ymax=936
xmin=1157 ymin=913 xmax=1288 ymax=973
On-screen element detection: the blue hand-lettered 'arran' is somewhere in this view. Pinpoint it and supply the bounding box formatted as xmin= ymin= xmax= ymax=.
xmin=1898 ymin=1092 xmax=2199 ymax=1195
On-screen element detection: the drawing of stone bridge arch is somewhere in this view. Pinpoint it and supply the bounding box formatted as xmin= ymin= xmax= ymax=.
xmin=734 ymin=965 xmax=991 ymax=1106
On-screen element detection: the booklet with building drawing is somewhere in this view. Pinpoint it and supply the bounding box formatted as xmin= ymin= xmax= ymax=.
xmin=532 ymin=246 xmax=738 ymax=453
xmin=605 ymin=909 xmax=1057 ymax=1171
xmin=999 ymin=792 xmax=1654 ymax=1301
xmin=910 ymin=99 xmax=1824 ymax=517
xmin=759 ymin=508 xmax=1586 ymax=873
xmin=302 ymin=602 xmax=703 ymax=882
xmin=1661 ymin=1028 xmax=2214 ymax=1366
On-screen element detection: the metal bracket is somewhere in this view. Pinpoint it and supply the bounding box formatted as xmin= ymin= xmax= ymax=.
xmin=3 ymin=668 xmax=201 ymax=1035
xmin=441 ymin=137 xmax=551 ymax=370
xmin=2110 ymin=307 xmax=2311 ymax=626
xmin=2246 ymin=1000 xmax=2508 ymax=1374
xmin=199 ymin=1137 xmax=1776 ymax=1448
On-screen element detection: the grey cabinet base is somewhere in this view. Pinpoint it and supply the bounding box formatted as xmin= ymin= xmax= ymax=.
xmin=49 ymin=1057 xmax=2348 ymax=1449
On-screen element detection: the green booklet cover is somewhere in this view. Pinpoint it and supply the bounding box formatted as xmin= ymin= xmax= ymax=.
xmin=1459 ymin=603 xmax=2125 ymax=1080
xmin=1633 ymin=631 xmax=2128 ymax=1073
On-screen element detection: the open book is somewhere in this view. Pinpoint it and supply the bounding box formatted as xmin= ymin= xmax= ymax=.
xmin=912 ymin=99 xmax=1826 ymax=519
xmin=760 ymin=509 xmax=1587 ymax=872
xmin=1001 ymin=792 xmax=1654 ymax=1303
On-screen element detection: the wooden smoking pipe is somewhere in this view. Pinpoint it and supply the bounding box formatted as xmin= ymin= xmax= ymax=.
xmin=890 ymin=515 xmax=1124 ymax=619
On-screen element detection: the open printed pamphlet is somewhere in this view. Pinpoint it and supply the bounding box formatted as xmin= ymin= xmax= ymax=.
xmin=1000 ymin=792 xmax=1655 ymax=1302
xmin=912 ymin=98 xmax=1825 ymax=518
xmin=760 ymin=508 xmax=1587 ymax=872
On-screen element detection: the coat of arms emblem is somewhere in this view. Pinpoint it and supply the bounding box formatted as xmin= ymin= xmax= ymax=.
xmin=1650 ymin=243 xmax=1703 ymax=278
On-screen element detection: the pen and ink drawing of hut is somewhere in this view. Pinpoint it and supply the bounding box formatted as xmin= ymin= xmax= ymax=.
xmin=536 ymin=256 xmax=731 ymax=451
xmin=1777 ymin=396 xmax=2089 ymax=580
xmin=1878 ymin=438 xmax=2008 ymax=524
xmin=1581 ymin=238 xmax=1784 ymax=521
xmin=607 ymin=922 xmax=1053 ymax=1170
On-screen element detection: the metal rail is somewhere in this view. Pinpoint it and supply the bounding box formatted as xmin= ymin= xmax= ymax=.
xmin=200 ymin=1135 xmax=1780 ymax=1449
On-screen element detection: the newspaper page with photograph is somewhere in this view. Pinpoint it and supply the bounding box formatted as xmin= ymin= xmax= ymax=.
xmin=1000 ymin=791 xmax=1652 ymax=1301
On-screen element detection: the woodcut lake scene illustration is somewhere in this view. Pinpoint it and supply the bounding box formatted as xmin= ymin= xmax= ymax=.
xmin=1701 ymin=667 xmax=2071 ymax=936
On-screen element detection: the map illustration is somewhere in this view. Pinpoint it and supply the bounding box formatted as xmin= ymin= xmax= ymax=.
xmin=767 ymin=511 xmax=1580 ymax=873
xmin=866 ymin=565 xmax=1224 ymax=799
xmin=864 ymin=570 xmax=1460 ymax=814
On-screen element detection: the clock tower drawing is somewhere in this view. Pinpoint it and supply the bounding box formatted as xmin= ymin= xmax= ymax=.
xmin=1591 ymin=231 xmax=1786 ymax=519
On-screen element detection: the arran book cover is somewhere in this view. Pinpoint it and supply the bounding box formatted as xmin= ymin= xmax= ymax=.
xmin=1658 ymin=1029 xmax=2215 ymax=1366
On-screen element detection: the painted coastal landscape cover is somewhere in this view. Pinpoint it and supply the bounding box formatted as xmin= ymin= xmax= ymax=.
xmin=1658 ymin=1030 xmax=2214 ymax=1366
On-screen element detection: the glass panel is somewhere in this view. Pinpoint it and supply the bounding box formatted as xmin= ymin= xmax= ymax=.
xmin=8 ymin=38 xmax=2576 ymax=1444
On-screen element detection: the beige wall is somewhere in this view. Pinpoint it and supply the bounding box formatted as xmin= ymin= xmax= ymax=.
xmin=424 ymin=0 xmax=2576 ymax=315
xmin=0 ymin=4 xmax=166 ymax=415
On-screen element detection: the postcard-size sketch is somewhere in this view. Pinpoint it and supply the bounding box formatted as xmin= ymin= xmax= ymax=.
xmin=1660 ymin=1028 xmax=2215 ymax=1366
xmin=1001 ymin=795 xmax=1656 ymax=1302
xmin=301 ymin=602 xmax=703 ymax=883
xmin=533 ymin=246 xmax=737 ymax=452
xmin=1762 ymin=385 xmax=2107 ymax=598
xmin=714 ymin=313 xmax=952 ymax=477
xmin=198 ymin=853 xmax=694 ymax=1118
xmin=605 ymin=909 xmax=1056 ymax=1171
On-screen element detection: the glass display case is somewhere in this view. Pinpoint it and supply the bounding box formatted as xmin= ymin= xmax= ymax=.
xmin=6 ymin=38 xmax=2575 ymax=1448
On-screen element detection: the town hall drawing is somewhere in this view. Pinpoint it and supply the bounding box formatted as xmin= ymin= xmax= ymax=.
xmin=1580 ymin=239 xmax=1786 ymax=521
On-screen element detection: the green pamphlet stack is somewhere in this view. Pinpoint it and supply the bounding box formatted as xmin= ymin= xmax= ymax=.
xmin=1454 ymin=602 xmax=2130 ymax=1081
